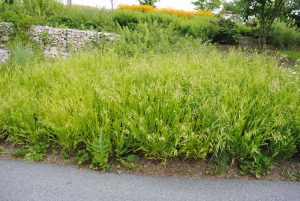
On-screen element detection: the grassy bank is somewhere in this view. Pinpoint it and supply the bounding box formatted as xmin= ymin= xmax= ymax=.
xmin=1 ymin=45 xmax=299 ymax=177
xmin=1 ymin=1 xmax=300 ymax=49
xmin=0 ymin=1 xmax=217 ymax=41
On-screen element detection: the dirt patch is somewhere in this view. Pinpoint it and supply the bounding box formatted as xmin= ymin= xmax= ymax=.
xmin=0 ymin=144 xmax=299 ymax=181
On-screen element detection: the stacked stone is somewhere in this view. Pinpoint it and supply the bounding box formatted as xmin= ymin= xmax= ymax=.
xmin=0 ymin=45 xmax=9 ymax=65
xmin=30 ymin=25 xmax=117 ymax=57
xmin=0 ymin=22 xmax=13 ymax=64
xmin=0 ymin=22 xmax=118 ymax=63
xmin=0 ymin=22 xmax=13 ymax=42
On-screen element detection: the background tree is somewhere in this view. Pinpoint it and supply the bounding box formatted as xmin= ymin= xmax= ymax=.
xmin=284 ymin=0 xmax=300 ymax=29
xmin=109 ymin=0 xmax=117 ymax=10
xmin=138 ymin=0 xmax=158 ymax=7
xmin=223 ymin=0 xmax=298 ymax=49
xmin=222 ymin=1 xmax=240 ymax=15
xmin=192 ymin=0 xmax=221 ymax=10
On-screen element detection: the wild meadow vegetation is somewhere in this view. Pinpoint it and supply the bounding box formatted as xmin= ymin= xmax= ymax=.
xmin=0 ymin=0 xmax=299 ymax=178
xmin=1 ymin=0 xmax=300 ymax=48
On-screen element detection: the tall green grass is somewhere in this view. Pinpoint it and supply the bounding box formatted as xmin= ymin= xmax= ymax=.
xmin=0 ymin=44 xmax=299 ymax=176
xmin=0 ymin=0 xmax=299 ymax=178
xmin=9 ymin=41 xmax=33 ymax=67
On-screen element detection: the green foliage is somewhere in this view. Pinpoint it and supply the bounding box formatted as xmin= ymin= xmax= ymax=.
xmin=91 ymin=135 xmax=111 ymax=169
xmin=240 ymin=154 xmax=273 ymax=178
xmin=0 ymin=0 xmax=218 ymax=42
xmin=112 ymin=10 xmax=141 ymax=28
xmin=138 ymin=0 xmax=158 ymax=7
xmin=192 ymin=0 xmax=222 ymax=10
xmin=212 ymin=19 xmax=239 ymax=44
xmin=9 ymin=41 xmax=33 ymax=67
xmin=114 ymin=22 xmax=194 ymax=57
xmin=74 ymin=150 xmax=90 ymax=165
xmin=283 ymin=0 xmax=300 ymax=29
xmin=237 ymin=24 xmax=256 ymax=38
xmin=222 ymin=1 xmax=239 ymax=15
xmin=25 ymin=142 xmax=48 ymax=161
xmin=0 ymin=0 xmax=114 ymax=31
xmin=22 ymin=0 xmax=63 ymax=17
xmin=0 ymin=0 xmax=299 ymax=177
xmin=282 ymin=170 xmax=300 ymax=180
xmin=0 ymin=41 xmax=299 ymax=175
xmin=230 ymin=0 xmax=286 ymax=22
xmin=224 ymin=0 xmax=298 ymax=48
xmin=0 ymin=0 xmax=299 ymax=49
xmin=3 ymin=0 xmax=14 ymax=4
xmin=268 ymin=22 xmax=300 ymax=48
xmin=125 ymin=154 xmax=140 ymax=162
xmin=40 ymin=31 xmax=52 ymax=45
xmin=12 ymin=149 xmax=27 ymax=158
xmin=0 ymin=3 xmax=39 ymax=27
xmin=0 ymin=146 xmax=6 ymax=153
xmin=282 ymin=50 xmax=300 ymax=60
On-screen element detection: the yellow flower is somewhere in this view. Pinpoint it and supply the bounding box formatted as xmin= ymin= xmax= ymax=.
xmin=118 ymin=4 xmax=214 ymax=17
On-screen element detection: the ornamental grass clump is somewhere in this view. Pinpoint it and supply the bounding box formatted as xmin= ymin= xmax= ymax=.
xmin=0 ymin=41 xmax=299 ymax=177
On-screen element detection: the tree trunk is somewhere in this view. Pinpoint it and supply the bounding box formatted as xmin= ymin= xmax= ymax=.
xmin=258 ymin=16 xmax=267 ymax=50
xmin=259 ymin=33 xmax=267 ymax=50
xmin=67 ymin=0 xmax=72 ymax=6
xmin=110 ymin=0 xmax=114 ymax=10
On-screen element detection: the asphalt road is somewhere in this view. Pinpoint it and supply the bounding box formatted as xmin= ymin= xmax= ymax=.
xmin=0 ymin=159 xmax=299 ymax=201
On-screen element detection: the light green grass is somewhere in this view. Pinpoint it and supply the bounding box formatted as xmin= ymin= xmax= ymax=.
xmin=9 ymin=41 xmax=34 ymax=67
xmin=282 ymin=50 xmax=300 ymax=60
xmin=0 ymin=47 xmax=299 ymax=176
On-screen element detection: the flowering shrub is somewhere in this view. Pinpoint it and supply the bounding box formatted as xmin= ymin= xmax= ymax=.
xmin=119 ymin=4 xmax=155 ymax=12
xmin=118 ymin=4 xmax=214 ymax=17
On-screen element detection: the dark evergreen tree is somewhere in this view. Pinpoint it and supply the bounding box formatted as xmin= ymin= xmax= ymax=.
xmin=138 ymin=0 xmax=158 ymax=7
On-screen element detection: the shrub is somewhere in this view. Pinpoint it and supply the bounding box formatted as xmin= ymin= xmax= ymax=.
xmin=212 ymin=19 xmax=239 ymax=44
xmin=0 ymin=3 xmax=39 ymax=27
xmin=268 ymin=22 xmax=300 ymax=48
xmin=237 ymin=24 xmax=257 ymax=38
xmin=112 ymin=10 xmax=141 ymax=28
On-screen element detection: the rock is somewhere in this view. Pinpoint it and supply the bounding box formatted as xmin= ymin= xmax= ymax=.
xmin=0 ymin=22 xmax=13 ymax=42
xmin=0 ymin=45 xmax=10 ymax=65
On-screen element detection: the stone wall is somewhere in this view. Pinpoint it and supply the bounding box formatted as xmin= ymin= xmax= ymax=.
xmin=30 ymin=25 xmax=116 ymax=57
xmin=0 ymin=22 xmax=13 ymax=42
xmin=0 ymin=22 xmax=117 ymax=64
xmin=0 ymin=22 xmax=13 ymax=64
xmin=0 ymin=45 xmax=9 ymax=64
